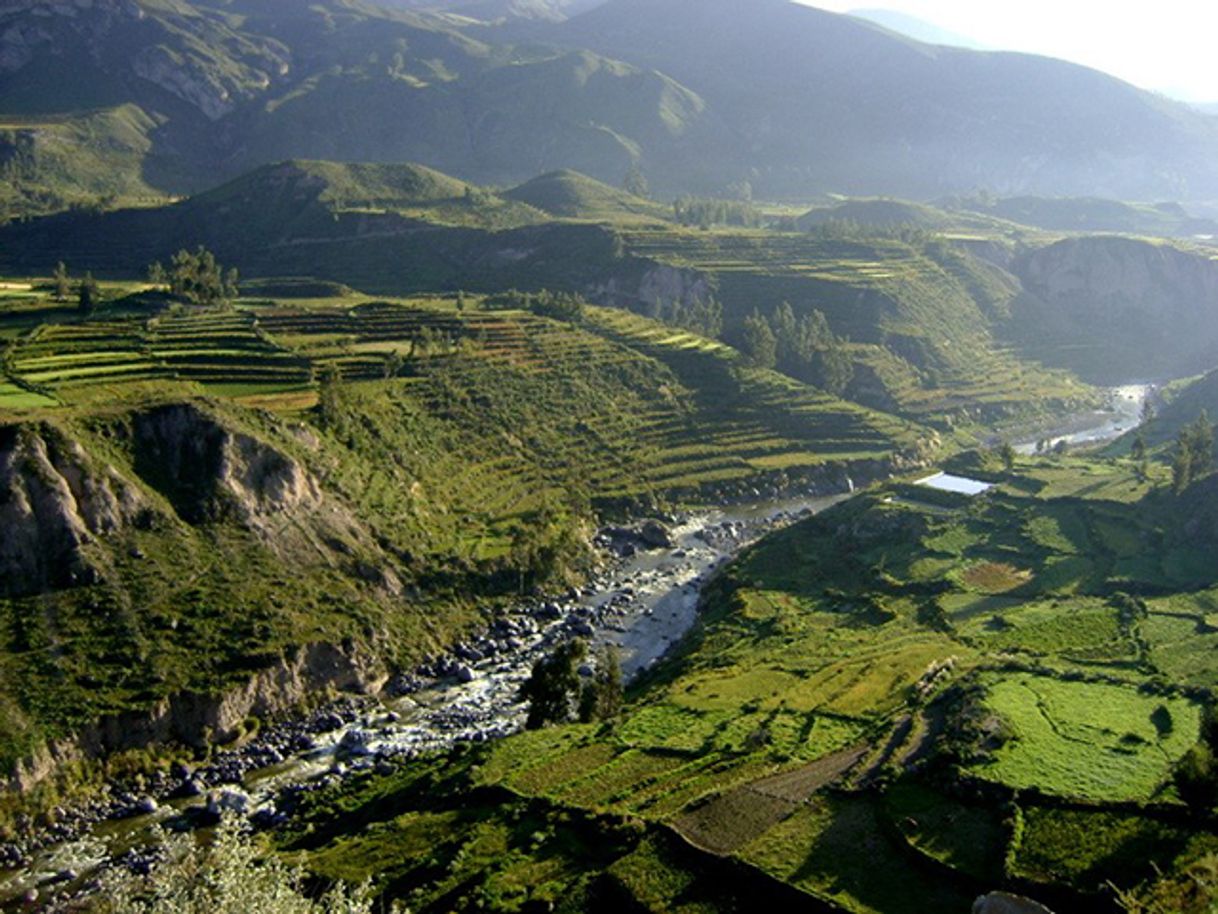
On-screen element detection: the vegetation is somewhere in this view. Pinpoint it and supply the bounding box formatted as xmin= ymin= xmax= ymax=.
xmin=167 ymin=247 xmax=239 ymax=307
xmin=268 ymin=451 xmax=1218 ymax=913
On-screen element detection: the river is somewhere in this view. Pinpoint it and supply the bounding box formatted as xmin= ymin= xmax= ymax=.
xmin=0 ymin=385 xmax=1148 ymax=908
xmin=0 ymin=493 xmax=847 ymax=909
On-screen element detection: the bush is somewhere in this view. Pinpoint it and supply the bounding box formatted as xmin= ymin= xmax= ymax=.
xmin=91 ymin=817 xmax=371 ymax=914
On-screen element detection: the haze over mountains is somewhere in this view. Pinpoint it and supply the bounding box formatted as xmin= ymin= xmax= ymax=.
xmin=3 ymin=0 xmax=1218 ymax=212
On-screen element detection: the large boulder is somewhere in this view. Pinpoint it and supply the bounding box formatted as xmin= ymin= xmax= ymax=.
xmin=973 ymin=893 xmax=1055 ymax=914
xmin=638 ymin=519 xmax=674 ymax=549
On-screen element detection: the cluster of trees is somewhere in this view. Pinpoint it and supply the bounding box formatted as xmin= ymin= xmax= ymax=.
xmin=739 ymin=302 xmax=854 ymax=395
xmin=1172 ymin=412 xmax=1215 ymax=494
xmin=52 ymin=261 xmax=100 ymax=315
xmin=645 ymin=295 xmax=724 ymax=339
xmin=672 ymin=196 xmax=762 ymax=228
xmin=485 ymin=289 xmax=587 ymax=323
xmin=519 ymin=639 xmax=623 ymax=730
xmin=147 ymin=247 xmax=239 ymax=306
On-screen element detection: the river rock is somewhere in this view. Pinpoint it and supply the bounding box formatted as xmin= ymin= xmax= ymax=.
xmin=207 ymin=788 xmax=252 ymax=817
xmin=133 ymin=796 xmax=158 ymax=815
xmin=973 ymin=893 xmax=1055 ymax=914
xmin=639 ymin=519 xmax=674 ymax=548
xmin=456 ymin=665 xmax=477 ymax=683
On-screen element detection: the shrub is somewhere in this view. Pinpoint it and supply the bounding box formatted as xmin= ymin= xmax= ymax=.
xmin=91 ymin=817 xmax=371 ymax=914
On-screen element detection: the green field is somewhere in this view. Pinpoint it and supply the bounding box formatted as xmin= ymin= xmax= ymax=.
xmin=273 ymin=453 xmax=1218 ymax=912
xmin=973 ymin=673 xmax=1201 ymax=802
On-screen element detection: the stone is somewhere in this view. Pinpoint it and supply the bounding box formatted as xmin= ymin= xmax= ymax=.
xmin=972 ymin=892 xmax=1056 ymax=914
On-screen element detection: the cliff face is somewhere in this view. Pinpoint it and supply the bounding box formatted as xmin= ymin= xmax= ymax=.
xmin=0 ymin=403 xmax=409 ymax=791
xmin=132 ymin=403 xmax=321 ymax=527
xmin=1009 ymin=237 xmax=1218 ymax=382
xmin=8 ymin=641 xmax=385 ymax=792
xmin=0 ymin=424 xmax=151 ymax=596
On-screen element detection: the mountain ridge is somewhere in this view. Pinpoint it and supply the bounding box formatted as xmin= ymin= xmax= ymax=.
xmin=2 ymin=0 xmax=1218 ymax=209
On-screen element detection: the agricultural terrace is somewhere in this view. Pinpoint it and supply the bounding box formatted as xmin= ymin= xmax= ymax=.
xmin=288 ymin=454 xmax=1218 ymax=913
xmin=0 ymin=281 xmax=936 ymax=604
xmin=620 ymin=228 xmax=1090 ymax=422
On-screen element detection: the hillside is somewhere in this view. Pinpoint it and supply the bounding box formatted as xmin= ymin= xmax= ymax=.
xmin=268 ymin=451 xmax=1218 ymax=914
xmin=952 ymin=195 xmax=1218 ymax=237
xmin=794 ymin=198 xmax=1021 ymax=236
xmin=2 ymin=0 xmax=1218 ymax=208
xmin=0 ymin=177 xmax=1099 ymax=425
xmin=0 ymin=105 xmax=168 ymax=219
xmin=504 ymin=169 xmax=669 ymax=222
xmin=0 ymin=286 xmax=931 ymax=781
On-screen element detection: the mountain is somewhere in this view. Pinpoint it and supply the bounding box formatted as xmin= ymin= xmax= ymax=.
xmin=553 ymin=0 xmax=1218 ymax=199
xmin=366 ymin=0 xmax=606 ymax=20
xmin=847 ymin=7 xmax=990 ymax=49
xmin=2 ymin=0 xmax=1218 ymax=208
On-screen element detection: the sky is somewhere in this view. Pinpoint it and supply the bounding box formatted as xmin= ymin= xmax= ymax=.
xmin=800 ymin=1 xmax=1218 ymax=104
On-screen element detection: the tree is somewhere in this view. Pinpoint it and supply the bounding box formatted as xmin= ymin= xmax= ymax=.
xmin=1173 ymin=445 xmax=1193 ymax=495
xmin=224 ymin=267 xmax=240 ymax=301
xmin=316 ymin=364 xmax=343 ymax=428
xmin=741 ymin=308 xmax=777 ymax=370
xmin=1172 ymin=412 xmax=1216 ymax=494
xmin=814 ymin=341 xmax=854 ymax=397
xmin=382 ymin=350 xmax=405 ymax=380
xmin=578 ymin=647 xmax=624 ymax=724
xmin=519 ymin=640 xmax=587 ymax=729
xmin=166 ymin=246 xmax=236 ymax=306
xmin=53 ymin=261 xmax=70 ymax=302
xmin=456 ymin=290 xmax=467 ymax=312
xmin=1188 ymin=411 xmax=1215 ymax=476
xmin=771 ymin=301 xmax=798 ymax=370
xmin=1131 ymin=433 xmax=1147 ymax=463
xmin=998 ymin=440 xmax=1017 ymax=472
xmin=623 ymin=164 xmax=650 ymax=199
xmin=78 ymin=272 xmax=99 ymax=315
xmin=147 ymin=261 xmax=166 ymax=289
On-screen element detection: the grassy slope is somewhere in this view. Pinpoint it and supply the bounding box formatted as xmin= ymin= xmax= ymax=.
xmin=283 ymin=453 xmax=1218 ymax=913
xmin=0 ymin=285 xmax=926 ymax=776
xmin=504 ymin=170 xmax=670 ymax=223
xmin=0 ymin=106 xmax=167 ymax=217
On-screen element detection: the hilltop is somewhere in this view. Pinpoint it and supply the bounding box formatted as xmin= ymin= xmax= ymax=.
xmin=504 ymin=170 xmax=669 ymax=222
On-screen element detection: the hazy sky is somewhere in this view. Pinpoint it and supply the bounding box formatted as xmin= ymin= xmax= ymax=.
xmin=801 ymin=1 xmax=1218 ymax=103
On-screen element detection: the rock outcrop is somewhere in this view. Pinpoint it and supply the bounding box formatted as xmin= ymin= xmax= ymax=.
xmin=132 ymin=403 xmax=321 ymax=529
xmin=1011 ymin=236 xmax=1218 ymax=380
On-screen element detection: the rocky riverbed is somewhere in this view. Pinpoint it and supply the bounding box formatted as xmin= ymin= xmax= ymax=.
xmin=0 ymin=491 xmax=847 ymax=911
